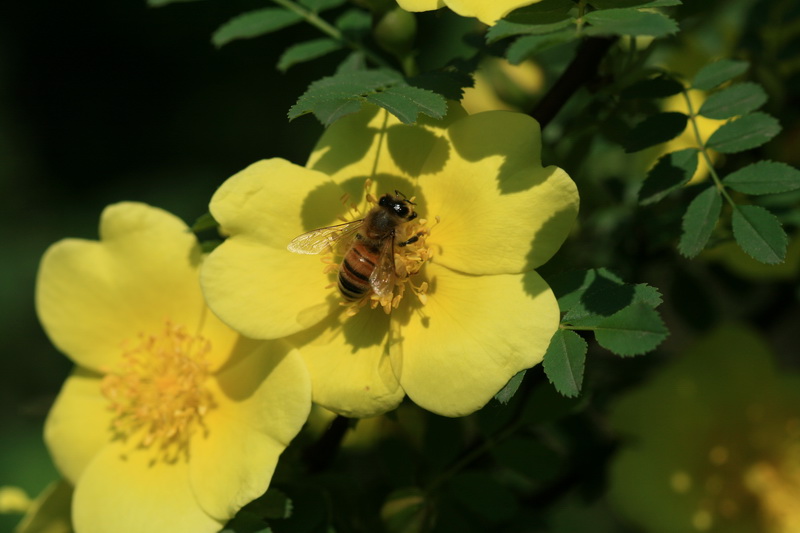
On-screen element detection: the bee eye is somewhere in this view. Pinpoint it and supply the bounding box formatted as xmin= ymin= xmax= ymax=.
xmin=395 ymin=205 xmax=409 ymax=217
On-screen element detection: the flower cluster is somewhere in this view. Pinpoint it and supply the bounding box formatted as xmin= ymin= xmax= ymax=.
xmin=35 ymin=105 xmax=577 ymax=532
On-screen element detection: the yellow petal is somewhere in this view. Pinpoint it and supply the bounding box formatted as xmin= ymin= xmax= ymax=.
xmin=391 ymin=263 xmax=559 ymax=416
xmin=201 ymin=238 xmax=336 ymax=339
xmin=36 ymin=202 xmax=205 ymax=372
xmin=210 ymin=158 xmax=346 ymax=245
xmin=44 ymin=368 xmax=111 ymax=485
xmin=190 ymin=340 xmax=311 ymax=520
xmin=445 ymin=0 xmax=541 ymax=25
xmin=290 ymin=309 xmax=405 ymax=417
xmin=423 ymin=111 xmax=579 ymax=274
xmin=72 ymin=444 xmax=222 ymax=533
xmin=13 ymin=480 xmax=73 ymax=533
xmin=396 ymin=0 xmax=444 ymax=12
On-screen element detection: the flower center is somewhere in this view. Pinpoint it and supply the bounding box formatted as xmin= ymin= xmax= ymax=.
xmin=101 ymin=320 xmax=216 ymax=461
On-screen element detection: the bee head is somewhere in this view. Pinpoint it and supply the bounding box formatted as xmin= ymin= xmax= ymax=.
xmin=379 ymin=193 xmax=416 ymax=220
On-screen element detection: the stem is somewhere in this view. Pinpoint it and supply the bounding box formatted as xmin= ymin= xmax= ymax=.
xmin=271 ymin=0 xmax=393 ymax=69
xmin=681 ymin=88 xmax=736 ymax=206
xmin=531 ymin=35 xmax=617 ymax=129
xmin=302 ymin=415 xmax=351 ymax=473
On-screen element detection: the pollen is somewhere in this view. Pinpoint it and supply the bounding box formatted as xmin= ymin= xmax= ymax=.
xmin=101 ymin=320 xmax=216 ymax=462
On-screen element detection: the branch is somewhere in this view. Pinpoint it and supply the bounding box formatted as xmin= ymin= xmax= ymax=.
xmin=531 ymin=36 xmax=617 ymax=129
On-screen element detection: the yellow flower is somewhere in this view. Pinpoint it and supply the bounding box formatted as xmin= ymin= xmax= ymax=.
xmin=609 ymin=324 xmax=800 ymax=533
xmin=396 ymin=0 xmax=542 ymax=26
xmin=35 ymin=203 xmax=311 ymax=533
xmin=201 ymin=105 xmax=579 ymax=418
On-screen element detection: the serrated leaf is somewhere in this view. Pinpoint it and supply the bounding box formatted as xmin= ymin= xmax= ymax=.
xmin=583 ymin=9 xmax=679 ymax=37
xmin=506 ymin=30 xmax=577 ymax=64
xmin=543 ymin=329 xmax=587 ymax=397
xmin=705 ymin=112 xmax=782 ymax=154
xmin=364 ymin=84 xmax=447 ymax=124
xmin=731 ymin=205 xmax=788 ymax=264
xmin=594 ymin=303 xmax=668 ymax=356
xmin=622 ymin=76 xmax=685 ymax=99
xmin=639 ymin=148 xmax=699 ymax=205
xmin=723 ymin=161 xmax=800 ymax=195
xmin=299 ymin=0 xmax=347 ymax=12
xmin=698 ymin=82 xmax=767 ymax=119
xmin=278 ymin=38 xmax=343 ymax=72
xmin=590 ymin=0 xmax=681 ymax=8
xmin=692 ymin=59 xmax=749 ymax=91
xmin=212 ymin=8 xmax=302 ymax=48
xmin=624 ymin=112 xmax=688 ymax=152
xmin=494 ymin=370 xmax=526 ymax=404
xmin=486 ymin=18 xmax=574 ymax=44
xmin=505 ymin=0 xmax=576 ymax=24
xmin=678 ymin=186 xmax=721 ymax=257
xmin=407 ymin=70 xmax=474 ymax=100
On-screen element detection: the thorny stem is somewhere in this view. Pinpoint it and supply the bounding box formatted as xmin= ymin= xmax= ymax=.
xmin=271 ymin=0 xmax=393 ymax=69
xmin=681 ymin=88 xmax=736 ymax=206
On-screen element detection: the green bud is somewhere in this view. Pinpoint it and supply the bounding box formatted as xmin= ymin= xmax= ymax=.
xmin=374 ymin=7 xmax=417 ymax=58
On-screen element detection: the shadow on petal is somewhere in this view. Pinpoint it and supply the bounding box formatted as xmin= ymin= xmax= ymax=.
xmin=309 ymin=107 xmax=381 ymax=176
xmin=299 ymin=181 xmax=349 ymax=232
xmin=386 ymin=124 xmax=450 ymax=177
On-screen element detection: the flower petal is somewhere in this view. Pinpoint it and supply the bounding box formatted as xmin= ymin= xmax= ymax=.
xmin=422 ymin=111 xmax=578 ymax=274
xmin=201 ymin=237 xmax=336 ymax=339
xmin=210 ymin=158 xmax=347 ymax=246
xmin=290 ymin=309 xmax=405 ymax=417
xmin=36 ymin=202 xmax=206 ymax=372
xmin=72 ymin=444 xmax=222 ymax=533
xmin=391 ymin=262 xmax=559 ymax=416
xmin=44 ymin=368 xmax=111 ymax=485
xmin=190 ymin=340 xmax=311 ymax=520
xmin=445 ymin=0 xmax=540 ymax=25
xmin=396 ymin=0 xmax=444 ymax=12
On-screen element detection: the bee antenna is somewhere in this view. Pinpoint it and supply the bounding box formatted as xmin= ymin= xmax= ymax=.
xmin=395 ymin=189 xmax=415 ymax=205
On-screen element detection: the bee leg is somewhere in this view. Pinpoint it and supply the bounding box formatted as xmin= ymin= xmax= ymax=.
xmin=398 ymin=233 xmax=422 ymax=247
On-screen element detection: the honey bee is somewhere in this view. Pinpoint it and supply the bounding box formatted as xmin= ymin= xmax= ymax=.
xmin=287 ymin=192 xmax=420 ymax=301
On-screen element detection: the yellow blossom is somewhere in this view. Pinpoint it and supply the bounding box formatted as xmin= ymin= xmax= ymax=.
xmin=396 ymin=0 xmax=543 ymax=26
xmin=35 ymin=203 xmax=311 ymax=533
xmin=609 ymin=324 xmax=800 ymax=533
xmin=200 ymin=105 xmax=579 ymax=418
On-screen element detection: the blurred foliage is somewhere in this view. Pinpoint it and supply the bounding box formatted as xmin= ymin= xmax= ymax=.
xmin=2 ymin=0 xmax=800 ymax=531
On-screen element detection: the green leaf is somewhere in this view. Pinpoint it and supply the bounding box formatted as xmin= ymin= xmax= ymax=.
xmin=621 ymin=75 xmax=685 ymax=99
xmin=505 ymin=0 xmax=576 ymax=24
xmin=381 ymin=488 xmax=426 ymax=533
xmin=723 ymin=161 xmax=800 ymax=195
xmin=407 ymin=70 xmax=474 ymax=101
xmin=364 ymin=84 xmax=448 ymax=124
xmin=191 ymin=212 xmax=218 ymax=233
xmin=277 ymin=38 xmax=343 ymax=72
xmin=335 ymin=8 xmax=372 ymax=41
xmin=583 ymin=9 xmax=679 ymax=37
xmin=698 ymin=82 xmax=767 ymax=119
xmin=678 ymin=186 xmax=721 ymax=258
xmin=624 ymin=112 xmax=688 ymax=152
xmin=731 ymin=205 xmax=788 ymax=264
xmin=212 ymin=8 xmax=302 ymax=48
xmin=594 ymin=303 xmax=668 ymax=356
xmin=299 ymin=0 xmax=347 ymax=11
xmin=639 ymin=149 xmax=699 ymax=205
xmin=691 ymin=59 xmax=749 ymax=91
xmin=486 ymin=18 xmax=574 ymax=44
xmin=590 ymin=0 xmax=681 ymax=8
xmin=543 ymin=329 xmax=587 ymax=397
xmin=705 ymin=112 xmax=781 ymax=154
xmin=506 ymin=29 xmax=577 ymax=64
xmin=494 ymin=371 xmax=526 ymax=404
xmin=220 ymin=511 xmax=271 ymax=533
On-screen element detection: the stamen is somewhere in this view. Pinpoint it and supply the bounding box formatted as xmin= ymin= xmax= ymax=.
xmin=101 ymin=321 xmax=215 ymax=463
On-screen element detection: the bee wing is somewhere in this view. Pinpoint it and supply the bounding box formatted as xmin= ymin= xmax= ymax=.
xmin=287 ymin=220 xmax=362 ymax=255
xmin=369 ymin=235 xmax=397 ymax=298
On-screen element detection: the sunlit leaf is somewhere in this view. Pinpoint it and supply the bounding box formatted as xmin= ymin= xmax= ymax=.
xmin=624 ymin=112 xmax=688 ymax=152
xmin=692 ymin=59 xmax=749 ymax=90
xmin=698 ymin=82 xmax=767 ymax=119
xmin=277 ymin=38 xmax=343 ymax=72
xmin=583 ymin=8 xmax=679 ymax=37
xmin=705 ymin=112 xmax=781 ymax=153
xmin=486 ymin=18 xmax=574 ymax=44
xmin=731 ymin=205 xmax=788 ymax=264
xmin=364 ymin=84 xmax=447 ymax=124
xmin=639 ymin=148 xmax=699 ymax=205
xmin=594 ymin=303 xmax=668 ymax=356
xmin=543 ymin=329 xmax=587 ymax=397
xmin=723 ymin=161 xmax=800 ymax=195
xmin=212 ymin=8 xmax=302 ymax=48
xmin=678 ymin=186 xmax=721 ymax=257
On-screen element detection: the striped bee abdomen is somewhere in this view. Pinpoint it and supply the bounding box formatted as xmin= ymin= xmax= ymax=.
xmin=338 ymin=241 xmax=379 ymax=301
